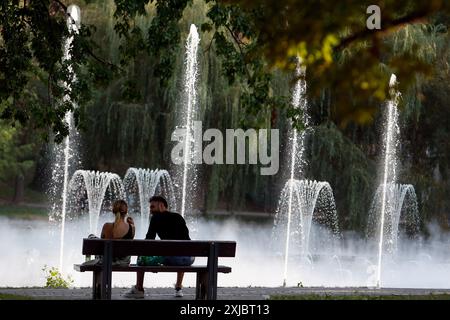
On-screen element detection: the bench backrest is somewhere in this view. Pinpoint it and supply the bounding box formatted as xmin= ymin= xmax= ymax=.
xmin=82 ymin=239 xmax=236 ymax=257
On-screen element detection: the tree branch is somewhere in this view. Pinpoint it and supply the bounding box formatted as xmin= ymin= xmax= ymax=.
xmin=51 ymin=0 xmax=67 ymax=11
xmin=336 ymin=11 xmax=430 ymax=51
xmin=49 ymin=0 xmax=123 ymax=72
xmin=86 ymin=46 xmax=124 ymax=72
xmin=225 ymin=24 xmax=252 ymax=79
xmin=204 ymin=31 xmax=216 ymax=54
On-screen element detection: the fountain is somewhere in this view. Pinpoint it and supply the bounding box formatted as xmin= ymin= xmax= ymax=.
xmin=173 ymin=24 xmax=201 ymax=219
xmin=123 ymin=168 xmax=176 ymax=234
xmin=68 ymin=170 xmax=125 ymax=235
xmin=272 ymin=179 xmax=340 ymax=257
xmin=278 ymin=59 xmax=310 ymax=286
xmin=372 ymin=74 xmax=421 ymax=288
xmin=368 ymin=183 xmax=420 ymax=254
xmin=48 ymin=4 xmax=82 ymax=271
xmin=272 ymin=59 xmax=339 ymax=286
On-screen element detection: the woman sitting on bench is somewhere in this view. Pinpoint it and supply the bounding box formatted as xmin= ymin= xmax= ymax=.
xmin=101 ymin=200 xmax=135 ymax=241
xmin=102 ymin=199 xmax=135 ymax=266
xmin=85 ymin=200 xmax=135 ymax=266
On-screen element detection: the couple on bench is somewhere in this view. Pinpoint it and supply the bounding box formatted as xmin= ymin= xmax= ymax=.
xmin=92 ymin=195 xmax=194 ymax=298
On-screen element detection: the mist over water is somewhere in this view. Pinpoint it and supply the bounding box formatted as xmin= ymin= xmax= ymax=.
xmin=1 ymin=216 xmax=449 ymax=289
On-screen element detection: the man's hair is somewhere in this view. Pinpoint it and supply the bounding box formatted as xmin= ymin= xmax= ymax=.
xmin=149 ymin=195 xmax=168 ymax=208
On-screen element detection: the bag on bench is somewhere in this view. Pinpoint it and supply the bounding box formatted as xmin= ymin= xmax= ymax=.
xmin=137 ymin=255 xmax=195 ymax=266
xmin=137 ymin=255 xmax=165 ymax=266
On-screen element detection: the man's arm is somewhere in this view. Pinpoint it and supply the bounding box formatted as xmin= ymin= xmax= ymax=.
xmin=181 ymin=216 xmax=191 ymax=240
xmin=145 ymin=218 xmax=156 ymax=240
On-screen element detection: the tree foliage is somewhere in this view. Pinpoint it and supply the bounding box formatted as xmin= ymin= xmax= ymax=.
xmin=2 ymin=0 xmax=448 ymax=139
xmin=0 ymin=0 xmax=107 ymax=142
xmin=0 ymin=120 xmax=37 ymax=181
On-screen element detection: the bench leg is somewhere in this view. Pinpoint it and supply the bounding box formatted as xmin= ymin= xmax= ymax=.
xmin=196 ymin=272 xmax=208 ymax=300
xmin=207 ymin=243 xmax=219 ymax=300
xmin=207 ymin=270 xmax=218 ymax=300
xmin=92 ymin=270 xmax=110 ymax=300
xmin=93 ymin=271 xmax=101 ymax=300
xmin=101 ymin=268 xmax=112 ymax=300
xmin=101 ymin=241 xmax=113 ymax=300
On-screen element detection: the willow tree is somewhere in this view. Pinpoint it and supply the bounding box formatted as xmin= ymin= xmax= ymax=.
xmin=391 ymin=22 xmax=450 ymax=231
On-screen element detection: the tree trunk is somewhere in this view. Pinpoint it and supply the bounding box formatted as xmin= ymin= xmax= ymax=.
xmin=13 ymin=174 xmax=24 ymax=204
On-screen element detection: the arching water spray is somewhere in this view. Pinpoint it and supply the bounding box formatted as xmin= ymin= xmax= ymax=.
xmin=368 ymin=183 xmax=420 ymax=255
xmin=124 ymin=168 xmax=176 ymax=235
xmin=273 ymin=179 xmax=339 ymax=286
xmin=68 ymin=170 xmax=125 ymax=235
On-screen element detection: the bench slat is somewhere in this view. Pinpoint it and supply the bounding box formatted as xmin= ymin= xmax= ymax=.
xmin=74 ymin=264 xmax=232 ymax=273
xmin=82 ymin=239 xmax=236 ymax=257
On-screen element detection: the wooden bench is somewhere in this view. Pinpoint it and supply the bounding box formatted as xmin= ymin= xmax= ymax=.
xmin=74 ymin=238 xmax=236 ymax=300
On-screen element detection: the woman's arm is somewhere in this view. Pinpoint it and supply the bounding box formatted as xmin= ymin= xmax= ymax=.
xmin=101 ymin=223 xmax=111 ymax=239
xmin=126 ymin=217 xmax=136 ymax=239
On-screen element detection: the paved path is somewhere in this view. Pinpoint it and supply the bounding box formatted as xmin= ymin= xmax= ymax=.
xmin=1 ymin=287 xmax=450 ymax=300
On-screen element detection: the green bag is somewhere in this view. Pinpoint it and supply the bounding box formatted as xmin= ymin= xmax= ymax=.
xmin=137 ymin=255 xmax=165 ymax=266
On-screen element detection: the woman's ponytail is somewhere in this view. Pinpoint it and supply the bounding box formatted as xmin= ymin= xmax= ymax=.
xmin=112 ymin=200 xmax=128 ymax=223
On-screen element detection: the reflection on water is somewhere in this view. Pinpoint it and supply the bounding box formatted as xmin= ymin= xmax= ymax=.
xmin=0 ymin=216 xmax=449 ymax=288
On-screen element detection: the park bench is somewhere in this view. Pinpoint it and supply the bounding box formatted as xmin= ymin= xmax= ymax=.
xmin=74 ymin=238 xmax=236 ymax=300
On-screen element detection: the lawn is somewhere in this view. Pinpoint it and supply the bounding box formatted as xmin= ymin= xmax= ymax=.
xmin=0 ymin=205 xmax=48 ymax=219
xmin=0 ymin=183 xmax=49 ymax=219
xmin=0 ymin=293 xmax=34 ymax=300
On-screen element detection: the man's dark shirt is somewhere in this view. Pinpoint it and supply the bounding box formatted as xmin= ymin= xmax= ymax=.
xmin=145 ymin=211 xmax=191 ymax=240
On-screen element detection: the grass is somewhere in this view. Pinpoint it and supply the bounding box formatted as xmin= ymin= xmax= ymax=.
xmin=270 ymin=293 xmax=450 ymax=300
xmin=0 ymin=205 xmax=48 ymax=220
xmin=0 ymin=182 xmax=49 ymax=219
xmin=0 ymin=293 xmax=34 ymax=300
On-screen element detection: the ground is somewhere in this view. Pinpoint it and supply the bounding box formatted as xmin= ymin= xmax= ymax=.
xmin=1 ymin=287 xmax=450 ymax=300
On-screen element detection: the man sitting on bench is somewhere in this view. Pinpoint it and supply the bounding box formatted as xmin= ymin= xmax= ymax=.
xmin=123 ymin=195 xmax=194 ymax=298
